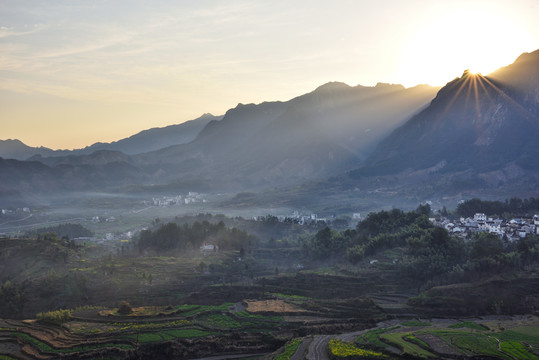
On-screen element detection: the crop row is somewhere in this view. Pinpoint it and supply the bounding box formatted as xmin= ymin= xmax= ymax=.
xmin=121 ymin=328 xmax=213 ymax=344
xmin=355 ymin=323 xmax=539 ymax=360
xmin=2 ymin=331 xmax=135 ymax=354
xmin=328 ymin=339 xmax=387 ymax=359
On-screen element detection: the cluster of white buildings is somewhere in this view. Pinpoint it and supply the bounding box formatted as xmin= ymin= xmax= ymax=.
xmin=1 ymin=207 xmax=30 ymax=215
xmin=254 ymin=211 xmax=329 ymax=225
xmin=147 ymin=192 xmax=207 ymax=207
xmin=431 ymin=213 xmax=539 ymax=241
xmin=285 ymin=211 xmax=328 ymax=225
xmin=92 ymin=215 xmax=117 ymax=223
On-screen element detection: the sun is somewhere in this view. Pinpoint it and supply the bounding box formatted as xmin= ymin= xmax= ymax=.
xmin=466 ymin=69 xmax=481 ymax=76
xmin=463 ymin=69 xmax=480 ymax=77
xmin=397 ymin=4 xmax=535 ymax=86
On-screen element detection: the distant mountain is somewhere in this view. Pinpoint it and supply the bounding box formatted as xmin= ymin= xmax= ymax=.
xmin=0 ymin=154 xmax=149 ymax=207
xmin=351 ymin=49 xmax=539 ymax=192
xmin=0 ymin=113 xmax=221 ymax=161
xmin=0 ymin=139 xmax=59 ymax=161
xmin=0 ymin=82 xmax=438 ymax=201
xmin=72 ymin=113 xmax=222 ymax=156
xmin=134 ymin=82 xmax=439 ymax=189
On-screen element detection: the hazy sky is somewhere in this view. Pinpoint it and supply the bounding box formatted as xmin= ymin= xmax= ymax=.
xmin=1 ymin=0 xmax=538 ymax=149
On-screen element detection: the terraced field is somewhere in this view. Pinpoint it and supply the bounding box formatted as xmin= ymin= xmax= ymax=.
xmin=0 ymin=300 xmax=289 ymax=359
xmin=1 ymin=290 xmax=379 ymax=360
xmin=265 ymin=316 xmax=539 ymax=360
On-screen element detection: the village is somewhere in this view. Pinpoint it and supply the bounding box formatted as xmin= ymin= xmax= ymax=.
xmin=431 ymin=213 xmax=539 ymax=241
xmin=145 ymin=192 xmax=207 ymax=207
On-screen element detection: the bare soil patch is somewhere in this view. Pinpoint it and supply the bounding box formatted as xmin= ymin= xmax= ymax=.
xmin=0 ymin=339 xmax=20 ymax=354
xmin=245 ymin=299 xmax=306 ymax=313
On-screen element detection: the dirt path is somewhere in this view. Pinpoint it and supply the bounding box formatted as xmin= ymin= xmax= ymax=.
xmin=191 ymin=353 xmax=271 ymax=360
xmin=335 ymin=329 xmax=371 ymax=342
xmin=290 ymin=337 xmax=312 ymax=360
xmin=306 ymin=334 xmax=332 ymax=360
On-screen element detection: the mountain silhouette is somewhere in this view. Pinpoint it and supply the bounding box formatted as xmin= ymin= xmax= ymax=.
xmin=350 ymin=49 xmax=539 ymax=190
xmin=133 ymin=82 xmax=439 ymax=189
xmin=3 ymin=47 xmax=537 ymax=207
xmin=0 ymin=113 xmax=221 ymax=161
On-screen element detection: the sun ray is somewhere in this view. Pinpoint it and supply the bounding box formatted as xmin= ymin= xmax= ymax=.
xmin=476 ymin=76 xmax=494 ymax=104
xmin=480 ymin=75 xmax=537 ymax=122
xmin=464 ymin=74 xmax=474 ymax=110
xmin=437 ymin=74 xmax=472 ymax=125
xmin=472 ymin=75 xmax=482 ymax=121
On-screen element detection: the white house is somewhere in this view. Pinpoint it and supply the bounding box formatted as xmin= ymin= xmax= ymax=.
xmin=200 ymin=243 xmax=218 ymax=254
xmin=474 ymin=213 xmax=487 ymax=222
xmin=486 ymin=221 xmax=502 ymax=235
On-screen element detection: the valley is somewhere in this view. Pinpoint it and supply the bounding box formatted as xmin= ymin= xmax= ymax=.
xmin=0 ymin=36 xmax=537 ymax=359
xmin=0 ymin=201 xmax=538 ymax=359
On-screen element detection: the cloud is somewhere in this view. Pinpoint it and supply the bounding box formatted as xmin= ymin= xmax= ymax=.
xmin=0 ymin=24 xmax=45 ymax=38
xmin=37 ymin=33 xmax=133 ymax=59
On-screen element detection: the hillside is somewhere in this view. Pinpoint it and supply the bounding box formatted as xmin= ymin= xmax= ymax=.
xmin=133 ymin=82 xmax=439 ymax=190
xmin=237 ymin=50 xmax=539 ymax=211
xmin=360 ymin=50 xmax=539 ymax=175
xmin=342 ymin=50 xmax=539 ymax=200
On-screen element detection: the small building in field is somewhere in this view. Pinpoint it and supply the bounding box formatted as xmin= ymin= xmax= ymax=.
xmin=200 ymin=243 xmax=218 ymax=254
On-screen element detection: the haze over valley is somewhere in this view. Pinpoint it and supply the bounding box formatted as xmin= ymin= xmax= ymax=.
xmin=1 ymin=1 xmax=538 ymax=359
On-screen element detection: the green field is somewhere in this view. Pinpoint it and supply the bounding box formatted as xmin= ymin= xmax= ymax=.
xmin=123 ymin=329 xmax=214 ymax=343
xmin=351 ymin=320 xmax=539 ymax=360
xmin=380 ymin=332 xmax=437 ymax=358
xmin=448 ymin=321 xmax=488 ymax=331
xmin=275 ymin=338 xmax=303 ymax=360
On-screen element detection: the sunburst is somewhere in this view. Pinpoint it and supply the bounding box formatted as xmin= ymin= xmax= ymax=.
xmin=434 ymin=69 xmax=536 ymax=134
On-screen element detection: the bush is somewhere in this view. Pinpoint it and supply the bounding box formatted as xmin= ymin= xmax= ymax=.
xmin=328 ymin=339 xmax=387 ymax=359
xmin=117 ymin=301 xmax=133 ymax=315
xmin=37 ymin=309 xmax=72 ymax=324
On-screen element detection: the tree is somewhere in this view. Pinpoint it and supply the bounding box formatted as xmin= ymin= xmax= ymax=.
xmin=117 ymin=301 xmax=133 ymax=315
xmin=469 ymin=232 xmax=507 ymax=273
xmin=346 ymin=245 xmax=365 ymax=264
xmin=441 ymin=206 xmax=448 ymax=217
xmin=470 ymin=233 xmax=504 ymax=260
xmin=416 ymin=203 xmax=431 ymax=216
xmin=308 ymin=227 xmax=348 ymax=259
xmin=198 ymin=261 xmax=207 ymax=273
xmin=517 ymin=234 xmax=539 ymax=265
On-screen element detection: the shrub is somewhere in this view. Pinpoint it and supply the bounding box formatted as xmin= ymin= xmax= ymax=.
xmin=328 ymin=339 xmax=387 ymax=359
xmin=275 ymin=338 xmax=302 ymax=360
xmin=36 ymin=309 xmax=72 ymax=324
xmin=117 ymin=301 xmax=133 ymax=315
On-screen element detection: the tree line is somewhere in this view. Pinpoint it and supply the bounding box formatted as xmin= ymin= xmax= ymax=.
xmin=305 ymin=205 xmax=539 ymax=284
xmin=455 ymin=197 xmax=539 ymax=217
xmin=25 ymin=223 xmax=93 ymax=239
xmin=137 ymin=220 xmax=257 ymax=253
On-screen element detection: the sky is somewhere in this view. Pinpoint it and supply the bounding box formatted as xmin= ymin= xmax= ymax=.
xmin=1 ymin=0 xmax=538 ymax=150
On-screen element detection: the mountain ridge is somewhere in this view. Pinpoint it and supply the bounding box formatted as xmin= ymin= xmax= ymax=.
xmin=2 ymin=47 xmax=537 ymax=209
xmin=358 ymin=49 xmax=539 ymax=177
xmin=131 ymin=81 xmax=440 ymax=190
xmin=0 ymin=113 xmax=222 ymax=161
